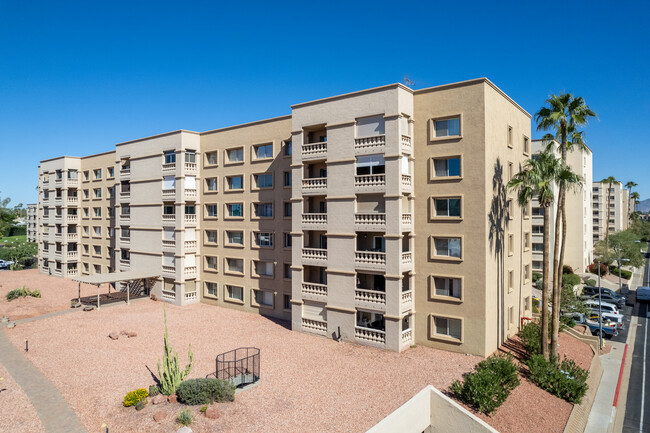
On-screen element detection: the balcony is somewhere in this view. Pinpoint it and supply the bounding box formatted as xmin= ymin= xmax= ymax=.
xmin=120 ymin=236 xmax=130 ymax=246
xmin=54 ymin=250 xmax=62 ymax=258
xmin=54 ymin=232 xmax=62 ymax=239
xmin=185 ymin=162 xmax=197 ymax=173
xmin=302 ymin=178 xmax=327 ymax=195
xmin=162 ymin=240 xmax=175 ymax=251
xmin=355 ymin=174 xmax=385 ymax=192
xmin=54 ymin=213 xmax=63 ymax=221
xmin=162 ymin=214 xmax=176 ymax=226
xmin=119 ymin=214 xmax=130 ymax=223
xmin=401 ymin=251 xmax=413 ymax=266
xmin=184 ymin=291 xmax=198 ymax=302
xmin=401 ymin=213 xmax=413 ymax=228
xmin=355 ymin=289 xmax=386 ymax=309
xmin=355 ymin=251 xmax=386 ymax=271
xmin=67 ymin=196 xmax=78 ymax=205
xmin=355 ymin=327 xmax=385 ymax=345
xmin=401 ymin=135 xmax=412 ymax=153
xmin=66 ymin=251 xmax=78 ymax=260
xmin=66 ymin=178 xmax=79 ymax=187
xmin=54 ymin=196 xmax=63 ymax=204
xmin=184 ymin=189 xmax=197 ymax=200
xmin=162 ymin=189 xmax=175 ymax=200
xmin=184 ymin=214 xmax=197 ymax=226
xmin=162 ymin=265 xmax=176 ymax=276
xmin=401 ymin=290 xmax=413 ymax=312
xmin=120 ymin=168 xmax=131 ymax=179
xmin=354 ymin=135 xmax=385 ymax=154
xmin=184 ymin=240 xmax=196 ymax=252
xmin=66 ymin=215 xmax=78 ymax=223
xmin=401 ymin=328 xmax=413 ymax=347
xmin=302 ymin=318 xmax=327 ymax=335
xmin=301 ymin=142 xmax=327 ymax=160
xmin=119 ymin=259 xmax=130 ymax=269
xmin=302 ymin=213 xmax=327 ymax=229
xmin=66 ymin=269 xmax=79 ymax=278
xmin=301 ymin=282 xmax=327 ymax=301
xmin=401 ymin=174 xmax=412 ymax=191
xmin=354 ymin=213 xmax=386 ymax=231
xmin=301 ymin=248 xmax=327 ymax=265
xmin=162 ymin=162 xmax=176 ymax=172
xmin=184 ymin=266 xmax=197 ymax=277
xmin=120 ymin=191 xmax=131 ymax=201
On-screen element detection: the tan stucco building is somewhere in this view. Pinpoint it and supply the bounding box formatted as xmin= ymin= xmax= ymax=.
xmin=36 ymin=78 xmax=532 ymax=356
xmin=26 ymin=203 xmax=38 ymax=243
xmin=592 ymin=180 xmax=630 ymax=244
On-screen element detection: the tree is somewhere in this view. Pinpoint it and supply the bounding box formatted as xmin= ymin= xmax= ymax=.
xmin=631 ymin=191 xmax=641 ymax=213
xmin=594 ymin=226 xmax=645 ymax=268
xmin=0 ymin=193 xmax=15 ymax=238
xmin=535 ymin=94 xmax=596 ymax=360
xmin=0 ymin=239 xmax=37 ymax=270
xmin=601 ymin=176 xmax=619 ymax=255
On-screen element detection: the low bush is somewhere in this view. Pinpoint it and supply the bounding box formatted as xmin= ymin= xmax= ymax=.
xmin=562 ymin=273 xmax=581 ymax=288
xmin=526 ymin=355 xmax=589 ymax=404
xmin=450 ymin=354 xmax=520 ymax=414
xmin=176 ymin=378 xmax=235 ymax=405
xmin=148 ymin=385 xmax=160 ymax=397
xmin=520 ymin=321 xmax=542 ymax=357
xmin=135 ymin=399 xmax=146 ymax=411
xmin=609 ymin=267 xmax=632 ymax=280
xmin=584 ymin=278 xmax=597 ymax=287
xmin=588 ymin=262 xmax=608 ymax=276
xmin=532 ymin=272 xmax=542 ymax=283
xmin=6 ymin=286 xmax=41 ymax=301
xmin=200 ymin=405 xmax=208 ymax=413
xmin=123 ymin=388 xmax=149 ymax=407
xmin=563 ymin=265 xmax=574 ymax=274
xmin=560 ymin=316 xmax=576 ymax=329
xmin=177 ymin=409 xmax=193 ymax=426
xmin=532 ymin=297 xmax=540 ymax=313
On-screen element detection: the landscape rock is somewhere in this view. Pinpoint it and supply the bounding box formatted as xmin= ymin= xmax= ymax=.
xmin=168 ymin=394 xmax=178 ymax=403
xmin=176 ymin=427 xmax=192 ymax=433
xmin=151 ymin=394 xmax=166 ymax=405
xmin=6 ymin=322 xmax=16 ymax=329
xmin=153 ymin=410 xmax=167 ymax=422
xmin=108 ymin=332 xmax=119 ymax=340
xmin=120 ymin=330 xmax=128 ymax=335
xmin=205 ymin=407 xmax=220 ymax=419
xmin=126 ymin=331 xmax=137 ymax=338
xmin=83 ymin=306 xmax=94 ymax=311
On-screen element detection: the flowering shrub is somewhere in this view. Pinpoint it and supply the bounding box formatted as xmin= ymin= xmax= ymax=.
xmin=123 ymin=388 xmax=149 ymax=407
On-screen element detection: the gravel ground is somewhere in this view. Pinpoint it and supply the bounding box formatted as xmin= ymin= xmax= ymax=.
xmin=0 ymin=363 xmax=46 ymax=433
xmin=4 ymin=299 xmax=482 ymax=433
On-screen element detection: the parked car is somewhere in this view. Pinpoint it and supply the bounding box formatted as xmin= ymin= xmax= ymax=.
xmin=582 ymin=286 xmax=627 ymax=303
xmin=0 ymin=260 xmax=14 ymax=269
xmin=563 ymin=312 xmax=618 ymax=338
xmin=587 ymin=293 xmax=625 ymax=309
xmin=588 ymin=314 xmax=625 ymax=331
xmin=583 ymin=300 xmax=625 ymax=329
xmin=637 ymin=287 xmax=650 ymax=302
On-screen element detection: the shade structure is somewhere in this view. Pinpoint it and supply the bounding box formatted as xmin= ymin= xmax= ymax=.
xmin=71 ymin=271 xmax=159 ymax=308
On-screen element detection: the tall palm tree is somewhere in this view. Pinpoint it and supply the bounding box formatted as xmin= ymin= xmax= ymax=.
xmin=631 ymin=191 xmax=641 ymax=213
xmin=508 ymin=150 xmax=562 ymax=359
xmin=601 ymin=176 xmax=619 ymax=262
xmin=535 ymin=94 xmax=595 ymax=359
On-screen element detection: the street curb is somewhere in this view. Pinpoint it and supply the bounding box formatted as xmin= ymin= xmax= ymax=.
xmin=613 ymin=343 xmax=628 ymax=408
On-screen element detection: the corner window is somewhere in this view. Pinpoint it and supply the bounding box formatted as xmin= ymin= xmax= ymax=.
xmin=433 ymin=117 xmax=460 ymax=138
xmin=164 ymin=151 xmax=176 ymax=164
xmin=185 ymin=150 xmax=196 ymax=163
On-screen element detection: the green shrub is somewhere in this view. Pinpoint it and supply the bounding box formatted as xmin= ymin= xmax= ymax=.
xmin=609 ymin=267 xmax=632 ymax=280
xmin=123 ymin=388 xmax=149 ymax=407
xmin=532 ymin=272 xmax=542 ymax=283
xmin=135 ymin=399 xmax=146 ymax=411
xmin=584 ymin=278 xmax=597 ymax=287
xmin=148 ymin=385 xmax=160 ymax=397
xmin=450 ymin=354 xmax=520 ymax=414
xmin=6 ymin=286 xmax=41 ymax=301
xmin=200 ymin=405 xmax=208 ymax=413
xmin=532 ymin=297 xmax=540 ymax=314
xmin=177 ymin=409 xmax=193 ymax=426
xmin=176 ymin=378 xmax=235 ymax=405
xmin=562 ymin=273 xmax=581 ymax=288
xmin=526 ymin=355 xmax=589 ymax=404
xmin=560 ymin=316 xmax=576 ymax=329
xmin=563 ymin=265 xmax=574 ymax=274
xmin=520 ymin=321 xmax=541 ymax=356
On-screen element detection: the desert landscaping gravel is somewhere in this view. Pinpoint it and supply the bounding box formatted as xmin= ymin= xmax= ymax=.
xmin=0 ymin=363 xmax=45 ymax=433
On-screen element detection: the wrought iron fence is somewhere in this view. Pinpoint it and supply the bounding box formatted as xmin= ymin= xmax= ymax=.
xmin=216 ymin=347 xmax=260 ymax=387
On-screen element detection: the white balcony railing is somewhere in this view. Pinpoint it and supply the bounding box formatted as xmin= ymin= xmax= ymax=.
xmin=401 ymin=135 xmax=412 ymax=152
xmin=401 ymin=213 xmax=413 ymax=226
xmin=302 ymin=177 xmax=327 ymax=193
xmin=184 ymin=214 xmax=197 ymax=225
xmin=67 ymin=197 xmax=78 ymax=204
xmin=302 ymin=142 xmax=327 ymax=160
xmin=162 ymin=240 xmax=175 ymax=250
xmin=184 ymin=240 xmax=196 ymax=252
xmin=120 ymin=259 xmax=130 ymax=268
xmin=184 ymin=266 xmax=197 ymax=276
xmin=66 ymin=251 xmax=78 ymax=260
xmin=401 ymin=174 xmax=412 ymax=189
xmin=302 ymin=213 xmax=327 ymax=225
xmin=354 ymin=135 xmax=385 ymax=152
xmin=355 ymin=289 xmax=386 ymax=305
xmin=355 ymin=174 xmax=386 ymax=189
xmin=120 ymin=236 xmax=130 ymax=245
xmin=355 ymin=251 xmax=386 ymax=267
xmin=401 ymin=290 xmax=413 ymax=309
xmin=66 ymin=178 xmax=79 ymax=186
xmin=162 ymin=214 xmax=175 ymax=225
xmin=162 ymin=265 xmax=176 ymax=276
xmin=302 ymin=248 xmax=327 ymax=262
xmin=162 ymin=189 xmax=175 ymax=199
xmin=301 ymin=282 xmax=327 ymax=298
xmin=66 ymin=269 xmax=79 ymax=277
xmin=162 ymin=162 xmax=176 ymax=171
xmin=120 ymin=192 xmax=131 ymax=200
xmin=302 ymin=318 xmax=327 ymax=335
xmin=185 ymin=162 xmax=197 ymax=172
xmin=402 ymin=251 xmax=413 ymax=265
xmin=162 ymin=289 xmax=176 ymax=300
xmin=120 ymin=214 xmax=130 ymax=222
xmin=184 ymin=189 xmax=197 ymax=199
xmin=120 ymin=168 xmax=131 ymax=178
xmin=66 ymin=215 xmax=78 ymax=223
xmin=355 ymin=327 xmax=386 ymax=344
xmin=184 ymin=291 xmax=198 ymax=301
xmin=401 ymin=328 xmax=413 ymax=346
xmin=354 ymin=213 xmax=386 ymax=227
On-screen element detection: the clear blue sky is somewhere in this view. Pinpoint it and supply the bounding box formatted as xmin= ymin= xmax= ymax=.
xmin=1 ymin=0 xmax=648 ymax=206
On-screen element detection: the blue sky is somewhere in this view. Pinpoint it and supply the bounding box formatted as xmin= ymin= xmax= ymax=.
xmin=1 ymin=0 xmax=648 ymax=206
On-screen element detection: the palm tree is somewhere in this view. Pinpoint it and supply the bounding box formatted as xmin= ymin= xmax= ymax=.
xmin=508 ymin=150 xmax=562 ymax=359
xmin=601 ymin=176 xmax=619 ymax=262
xmin=535 ymin=94 xmax=595 ymax=359
xmin=631 ymin=191 xmax=641 ymax=213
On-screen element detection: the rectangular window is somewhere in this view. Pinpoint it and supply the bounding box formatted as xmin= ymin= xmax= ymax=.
xmin=206 ymin=204 xmax=218 ymax=218
xmin=185 ymin=150 xmax=196 ymax=163
xmin=206 ymin=178 xmax=218 ymax=191
xmin=253 ymin=143 xmax=273 ymax=159
xmin=284 ymin=233 xmax=292 ymax=248
xmin=206 ymin=256 xmax=218 ymax=271
xmin=226 ymin=147 xmax=244 ymax=163
xmin=107 ymin=167 xmax=114 ymax=177
xmin=508 ymin=234 xmax=514 ymax=256
xmin=163 ymin=176 xmax=176 ymax=190
xmin=94 ymin=169 xmax=102 ymax=179
xmin=206 ymin=230 xmax=218 ymax=244
xmin=533 ymin=243 xmax=543 ymax=252
xmin=432 ymin=157 xmax=461 ymax=178
xmin=524 ymin=232 xmax=530 ymax=249
xmin=185 ymin=205 xmax=195 ymax=215
xmin=254 ymin=203 xmax=273 ymax=218
xmin=254 ymin=173 xmax=273 ymax=189
xmin=254 ymin=290 xmax=274 ymax=307
xmin=93 ymin=226 xmax=101 ymax=236
xmin=226 ymin=231 xmax=243 ymax=246
xmin=284 ymin=171 xmax=292 ymax=186
xmin=164 ymin=150 xmax=176 ymax=164
xmin=206 ymin=151 xmax=218 ymax=165
xmin=356 ymin=154 xmax=385 ymax=175
xmin=532 ymin=225 xmax=543 ymax=234
xmin=93 ymin=245 xmax=101 ymax=255
xmin=163 ymin=204 xmax=175 ymax=215
xmin=524 ymin=264 xmax=530 ymax=282
xmin=509 ymin=306 xmax=514 ymax=328
xmin=93 ymin=207 xmax=101 ymax=217
xmin=226 ymin=285 xmax=244 ymax=301
xmin=357 ymin=115 xmax=386 ymax=137
xmin=284 ymin=294 xmax=292 ymax=310
xmin=508 ymin=270 xmax=514 ymax=292
xmin=254 ymin=232 xmax=273 ymax=247
xmin=121 ymin=227 xmax=130 ymax=238
xmin=284 ymin=140 xmax=292 ymax=156
xmin=533 ymin=260 xmax=543 ymax=270
xmin=226 ymin=258 xmax=244 ymax=274
xmin=284 ymin=202 xmax=292 ymax=217
xmin=433 ymin=277 xmax=461 ymax=299
xmin=253 ymin=261 xmax=274 ymax=277
xmin=226 ymin=175 xmax=243 ymax=190
xmin=433 ymin=237 xmax=461 ymax=258
xmin=523 ymin=136 xmax=530 ymax=154
xmin=284 ymin=263 xmax=292 ymax=279
xmin=205 ymin=282 xmax=218 ymax=297
xmin=226 ymin=203 xmax=243 ymax=217
xmin=434 ymin=198 xmax=461 ymax=217
xmin=433 ymin=117 xmax=461 ymax=138
xmin=83 ymin=171 xmax=89 ymax=181
xmin=68 ymin=170 xmax=78 ymax=179
xmin=507 ymin=125 xmax=513 ymax=147
xmin=434 ymin=316 xmax=462 ymax=340
xmin=83 ymin=189 xmax=89 ymax=199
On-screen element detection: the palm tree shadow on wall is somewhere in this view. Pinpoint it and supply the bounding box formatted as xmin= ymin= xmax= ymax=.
xmin=488 ymin=159 xmax=510 ymax=349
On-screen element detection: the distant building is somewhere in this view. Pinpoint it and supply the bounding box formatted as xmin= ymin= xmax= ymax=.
xmin=592 ymin=181 xmax=630 ymax=244
xmin=26 ymin=204 xmax=38 ymax=242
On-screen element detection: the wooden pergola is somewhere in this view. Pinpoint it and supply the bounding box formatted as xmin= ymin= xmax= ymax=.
xmin=71 ymin=271 xmax=158 ymax=309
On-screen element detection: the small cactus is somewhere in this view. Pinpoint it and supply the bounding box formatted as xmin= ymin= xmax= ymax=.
xmin=149 ymin=385 xmax=160 ymax=397
xmin=157 ymin=304 xmax=193 ymax=396
xmin=135 ymin=399 xmax=146 ymax=411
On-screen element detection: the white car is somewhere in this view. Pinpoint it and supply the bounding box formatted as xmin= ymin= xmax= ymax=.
xmin=0 ymin=260 xmax=14 ymax=269
xmin=584 ymin=299 xmax=624 ymax=329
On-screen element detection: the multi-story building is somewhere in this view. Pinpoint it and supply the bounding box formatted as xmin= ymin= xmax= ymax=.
xmin=36 ymin=78 xmax=532 ymax=356
xmin=530 ymin=140 xmax=593 ymax=273
xmin=26 ymin=204 xmax=38 ymax=242
xmin=592 ymin=181 xmax=629 ymax=244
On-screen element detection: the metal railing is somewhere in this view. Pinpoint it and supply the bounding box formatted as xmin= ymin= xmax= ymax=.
xmin=216 ymin=347 xmax=260 ymax=388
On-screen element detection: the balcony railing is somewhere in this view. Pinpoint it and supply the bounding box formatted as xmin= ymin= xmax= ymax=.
xmin=66 ymin=178 xmax=79 ymax=186
xmin=401 ymin=290 xmax=413 ymax=310
xmin=401 ymin=174 xmax=412 ymax=189
xmin=184 ymin=291 xmax=198 ymax=301
xmin=120 ymin=168 xmax=131 ymax=178
xmin=302 ymin=248 xmax=327 ymax=263
xmin=302 ymin=142 xmax=327 ymax=160
xmin=355 ymin=327 xmax=385 ymax=344
xmin=302 ymin=318 xmax=327 ymax=335
xmin=66 ymin=215 xmax=78 ymax=223
xmin=401 ymin=328 xmax=413 ymax=346
xmin=162 ymin=289 xmax=176 ymax=300
xmin=355 ymin=288 xmax=386 ymax=305
xmin=354 ymin=135 xmax=385 ymax=153
xmin=120 ymin=236 xmax=130 ymax=245
xmin=354 ymin=213 xmax=386 ymax=228
xmin=120 ymin=214 xmax=130 ymax=222
xmin=302 ymin=213 xmax=327 ymax=226
xmin=184 ymin=240 xmax=196 ymax=252
xmin=162 ymin=189 xmax=175 ymax=200
xmin=402 ymin=251 xmax=413 ymax=265
xmin=184 ymin=266 xmax=197 ymax=277
xmin=401 ymin=213 xmax=413 ymax=226
xmin=67 ymin=196 xmax=78 ymax=204
xmin=184 ymin=189 xmax=197 ymax=199
xmin=162 ymin=214 xmax=176 ymax=225
xmin=301 ymin=282 xmax=327 ymax=298
xmin=184 ymin=214 xmax=197 ymax=225
xmin=355 ymin=174 xmax=385 ymax=190
xmin=162 ymin=162 xmax=176 ymax=172
xmin=120 ymin=192 xmax=131 ymax=200
xmin=355 ymin=251 xmax=386 ymax=268
xmin=162 ymin=265 xmax=176 ymax=276
xmin=185 ymin=162 xmax=197 ymax=172
xmin=66 ymin=251 xmax=78 ymax=260
xmin=66 ymin=269 xmax=79 ymax=277
xmin=401 ymin=134 xmax=412 ymax=150
xmin=162 ymin=240 xmax=175 ymax=250
xmin=120 ymin=259 xmax=130 ymax=268
xmin=302 ymin=177 xmax=327 ymax=194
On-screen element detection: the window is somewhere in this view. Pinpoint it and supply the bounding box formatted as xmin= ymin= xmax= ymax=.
xmin=93 ymin=245 xmax=101 ymax=255
xmin=83 ymin=189 xmax=89 ymax=199
xmin=107 ymin=167 xmax=114 ymax=177
xmin=226 ymin=285 xmax=244 ymax=302
xmin=284 ymin=233 xmax=292 ymax=248
xmin=507 ymin=125 xmax=513 ymax=147
xmin=254 ymin=203 xmax=273 ymax=218
xmin=83 ymin=171 xmax=89 ymax=181
xmin=93 ymin=169 xmax=102 ymax=179
xmin=206 ymin=256 xmax=218 ymax=271
xmin=508 ymin=270 xmax=514 ymax=292
xmin=253 ymin=232 xmax=273 ymax=247
xmin=226 ymin=203 xmax=243 ymax=217
xmin=226 ymin=231 xmax=244 ymax=246
xmin=524 ymin=232 xmax=530 ymax=250
xmin=185 ymin=150 xmax=196 ymax=163
xmin=164 ymin=151 xmax=176 ymax=164
xmin=284 ymin=171 xmax=292 ymax=186
xmin=532 ymin=225 xmax=543 ymax=234
xmin=508 ymin=162 xmax=513 ymax=181
xmin=93 ymin=226 xmax=101 ymax=236
xmin=206 ymin=230 xmax=218 ymax=244
xmin=284 ymin=202 xmax=292 ymax=217
xmin=206 ymin=151 xmax=218 ymax=165
xmin=533 ymin=260 xmax=543 ymax=270
xmin=284 ymin=294 xmax=292 ymax=310
xmin=68 ymin=170 xmax=78 ymax=179
xmin=508 ymin=234 xmax=514 ymax=256
xmin=253 ymin=261 xmax=274 ymax=277
xmin=523 ymin=136 xmax=530 ymax=154
xmin=433 ymin=237 xmax=461 ymax=258
xmin=226 ymin=175 xmax=243 ymax=190
xmin=433 ymin=117 xmax=461 ymax=138
xmin=284 ymin=140 xmax=292 ymax=156
xmin=254 ymin=173 xmax=273 ymax=189
xmin=226 ymin=258 xmax=244 ymax=274
xmin=206 ymin=204 xmax=218 ymax=218
xmin=254 ymin=290 xmax=274 ymax=307
xmin=433 ymin=276 xmax=461 ymax=299
xmin=205 ymin=282 xmax=218 ymax=297
xmin=524 ymin=264 xmax=530 ymax=282
xmin=432 ymin=157 xmax=461 ymax=178
xmin=356 ymin=154 xmax=385 ymax=175
xmin=93 ymin=207 xmax=101 ymax=217
xmin=532 ymin=207 xmax=543 ymax=216
xmin=121 ymin=227 xmax=130 ymax=238
xmin=433 ymin=198 xmax=461 ymax=217
xmin=94 ymin=188 xmax=101 ymax=198
xmin=226 ymin=147 xmax=244 ymax=163
xmin=433 ymin=316 xmax=462 ymax=340
xmin=509 ymin=306 xmax=514 ymax=328
xmin=253 ymin=143 xmax=273 ymax=159
xmin=185 ymin=204 xmax=195 ymax=215
xmin=206 ymin=178 xmax=218 ymax=192
xmin=284 ymin=263 xmax=292 ymax=279
xmin=163 ymin=204 xmax=175 ymax=215
xmin=357 ymin=115 xmax=385 ymax=137
xmin=83 ymin=208 xmax=89 ymax=217
xmin=533 ymin=243 xmax=543 ymax=252
xmin=83 ymin=243 xmax=89 ymax=252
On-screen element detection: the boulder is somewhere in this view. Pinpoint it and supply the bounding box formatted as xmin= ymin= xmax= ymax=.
xmin=205 ymin=407 xmax=220 ymax=419
xmin=108 ymin=332 xmax=119 ymax=340
xmin=153 ymin=410 xmax=167 ymax=422
xmin=151 ymin=394 xmax=166 ymax=405
xmin=127 ymin=331 xmax=137 ymax=338
xmin=176 ymin=427 xmax=192 ymax=433
xmin=168 ymin=394 xmax=178 ymax=403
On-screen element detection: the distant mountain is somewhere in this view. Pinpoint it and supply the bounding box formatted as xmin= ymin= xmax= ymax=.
xmin=637 ymin=198 xmax=650 ymax=213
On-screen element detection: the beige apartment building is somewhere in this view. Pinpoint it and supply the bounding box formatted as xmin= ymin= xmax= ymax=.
xmin=26 ymin=203 xmax=38 ymax=243
xmin=592 ymin=181 xmax=630 ymax=244
xmin=36 ymin=78 xmax=532 ymax=356
xmin=531 ymin=139 xmax=593 ymax=273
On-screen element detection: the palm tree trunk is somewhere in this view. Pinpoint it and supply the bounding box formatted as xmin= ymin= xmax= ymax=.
xmin=550 ymin=188 xmax=564 ymax=360
xmin=541 ymin=206 xmax=551 ymax=359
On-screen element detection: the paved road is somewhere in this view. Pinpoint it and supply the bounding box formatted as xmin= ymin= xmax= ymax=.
xmin=622 ymin=244 xmax=650 ymax=432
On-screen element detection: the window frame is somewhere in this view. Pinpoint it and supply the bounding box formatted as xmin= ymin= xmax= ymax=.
xmin=224 ymin=257 xmax=245 ymax=276
xmin=430 ymin=196 xmax=463 ymax=220
xmin=252 ymin=260 xmax=275 ymax=279
xmin=252 ymin=143 xmax=274 ymax=161
xmin=430 ymin=236 xmax=463 ymax=261
xmin=429 ymin=115 xmax=462 ymax=141
xmin=205 ymin=177 xmax=218 ymax=193
xmin=430 ymin=156 xmax=462 ymax=180
xmin=225 ymin=175 xmax=244 ymax=192
xmin=225 ymin=147 xmax=244 ymax=165
xmin=429 ymin=275 xmax=464 ymax=303
xmin=251 ymin=288 xmax=275 ymax=309
xmin=252 ymin=172 xmax=274 ymax=190
xmin=204 ymin=281 xmax=218 ymax=299
xmin=224 ymin=284 xmax=245 ymax=304
xmin=429 ymin=314 xmax=463 ymax=342
xmin=225 ymin=230 xmax=244 ymax=247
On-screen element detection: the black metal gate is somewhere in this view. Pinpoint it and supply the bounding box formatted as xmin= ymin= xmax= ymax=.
xmin=216 ymin=347 xmax=260 ymax=387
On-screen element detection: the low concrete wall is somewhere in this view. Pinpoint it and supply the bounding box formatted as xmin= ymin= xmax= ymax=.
xmin=563 ymin=346 xmax=603 ymax=433
xmin=367 ymin=385 xmax=498 ymax=433
xmin=564 ymin=327 xmax=601 ymax=353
